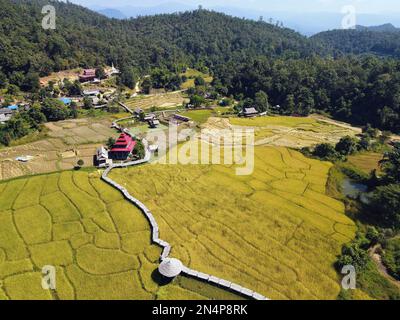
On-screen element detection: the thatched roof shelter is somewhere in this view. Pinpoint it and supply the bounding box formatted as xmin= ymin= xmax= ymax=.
xmin=158 ymin=258 xmax=183 ymax=278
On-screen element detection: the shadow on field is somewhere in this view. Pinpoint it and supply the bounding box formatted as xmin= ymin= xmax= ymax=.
xmin=152 ymin=268 xmax=174 ymax=286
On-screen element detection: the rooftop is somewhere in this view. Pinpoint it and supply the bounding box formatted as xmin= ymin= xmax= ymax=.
xmin=158 ymin=258 xmax=183 ymax=278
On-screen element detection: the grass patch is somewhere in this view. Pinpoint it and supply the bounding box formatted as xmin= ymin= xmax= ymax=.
xmin=347 ymin=152 xmax=383 ymax=174
xmin=180 ymin=109 xmax=214 ymax=124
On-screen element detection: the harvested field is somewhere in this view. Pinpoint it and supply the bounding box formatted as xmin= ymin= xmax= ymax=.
xmin=125 ymin=92 xmax=189 ymax=111
xmin=0 ymin=171 xmax=241 ymax=300
xmin=39 ymin=69 xmax=80 ymax=86
xmin=0 ymin=116 xmax=122 ymax=180
xmin=110 ymin=145 xmax=357 ymax=300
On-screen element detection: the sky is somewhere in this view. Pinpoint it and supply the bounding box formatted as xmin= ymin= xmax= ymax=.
xmin=69 ymin=0 xmax=400 ymax=14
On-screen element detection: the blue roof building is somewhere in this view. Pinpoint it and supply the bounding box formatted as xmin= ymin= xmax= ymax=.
xmin=59 ymin=97 xmax=72 ymax=105
xmin=7 ymin=105 xmax=18 ymax=111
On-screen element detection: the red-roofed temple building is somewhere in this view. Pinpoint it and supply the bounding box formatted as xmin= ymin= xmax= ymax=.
xmin=109 ymin=133 xmax=137 ymax=160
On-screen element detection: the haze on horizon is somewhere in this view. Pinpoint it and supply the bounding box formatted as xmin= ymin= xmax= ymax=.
xmin=69 ymin=0 xmax=400 ymax=14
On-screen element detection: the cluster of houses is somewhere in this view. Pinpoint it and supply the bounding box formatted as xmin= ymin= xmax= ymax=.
xmin=134 ymin=108 xmax=162 ymax=128
xmin=57 ymin=88 xmax=116 ymax=109
xmin=133 ymin=107 xmax=193 ymax=128
xmin=0 ymin=99 xmax=30 ymax=123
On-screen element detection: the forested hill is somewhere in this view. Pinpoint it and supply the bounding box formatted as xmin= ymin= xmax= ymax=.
xmin=312 ymin=29 xmax=400 ymax=58
xmin=1 ymin=0 xmax=400 ymax=133
xmin=0 ymin=0 xmax=321 ymax=80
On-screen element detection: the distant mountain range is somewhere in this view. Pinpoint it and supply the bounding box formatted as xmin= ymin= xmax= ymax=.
xmin=355 ymin=23 xmax=399 ymax=32
xmin=92 ymin=3 xmax=400 ymax=35
xmin=96 ymin=8 xmax=126 ymax=19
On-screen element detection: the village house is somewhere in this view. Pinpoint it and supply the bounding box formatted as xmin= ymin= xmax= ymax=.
xmin=109 ymin=133 xmax=137 ymax=161
xmin=148 ymin=118 xmax=160 ymax=128
xmin=95 ymin=146 xmax=111 ymax=167
xmin=83 ymin=89 xmax=100 ymax=97
xmin=79 ymin=69 xmax=96 ymax=83
xmin=240 ymin=107 xmax=259 ymax=118
xmin=134 ymin=108 xmax=144 ymax=118
xmin=59 ymin=97 xmax=72 ymax=105
xmin=0 ymin=108 xmax=13 ymax=123
xmin=173 ymin=114 xmax=191 ymax=122
xmin=144 ymin=113 xmax=156 ymax=122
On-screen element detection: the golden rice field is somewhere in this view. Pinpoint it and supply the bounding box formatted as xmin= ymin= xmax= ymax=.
xmin=0 ymin=171 xmax=241 ymax=300
xmin=228 ymin=116 xmax=358 ymax=149
xmin=125 ymin=92 xmax=189 ymax=111
xmin=110 ymin=146 xmax=357 ymax=300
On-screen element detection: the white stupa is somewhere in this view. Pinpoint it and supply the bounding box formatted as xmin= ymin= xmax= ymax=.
xmin=158 ymin=258 xmax=183 ymax=278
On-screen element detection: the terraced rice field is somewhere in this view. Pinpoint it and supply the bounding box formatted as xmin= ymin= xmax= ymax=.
xmin=209 ymin=116 xmax=358 ymax=149
xmin=125 ymin=92 xmax=189 ymax=111
xmin=0 ymin=115 xmax=128 ymax=180
xmin=0 ymin=171 xmax=241 ymax=300
xmin=110 ymin=146 xmax=357 ymax=300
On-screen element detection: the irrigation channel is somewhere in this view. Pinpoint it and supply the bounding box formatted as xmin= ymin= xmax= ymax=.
xmin=101 ymin=120 xmax=269 ymax=301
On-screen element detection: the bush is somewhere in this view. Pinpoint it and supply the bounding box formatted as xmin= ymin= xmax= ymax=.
xmin=312 ymin=143 xmax=341 ymax=161
xmin=369 ymin=184 xmax=400 ymax=229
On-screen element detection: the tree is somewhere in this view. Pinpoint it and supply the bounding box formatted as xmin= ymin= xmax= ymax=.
xmin=194 ymin=76 xmax=206 ymax=86
xmin=107 ymin=137 xmax=116 ymax=149
xmin=66 ymin=80 xmax=82 ymax=96
xmin=83 ymin=97 xmax=93 ymax=109
xmin=119 ymin=66 xmax=137 ymax=89
xmin=369 ymin=184 xmax=400 ymax=229
xmin=75 ymin=159 xmax=84 ymax=170
xmin=96 ymin=67 xmax=106 ymax=79
xmin=380 ymin=143 xmax=400 ymax=183
xmin=358 ymin=135 xmax=371 ymax=151
xmin=134 ymin=140 xmax=145 ymax=159
xmin=7 ymin=84 xmax=19 ymax=96
xmin=189 ymin=95 xmax=205 ymax=108
xmin=21 ymin=72 xmax=40 ymax=92
xmin=0 ymin=70 xmax=7 ymax=89
xmin=141 ymin=78 xmax=152 ymax=94
xmin=27 ymin=103 xmax=46 ymax=128
xmin=335 ymin=136 xmax=358 ymax=155
xmin=254 ymin=91 xmax=269 ymax=113
xmin=285 ymin=94 xmax=295 ymax=115
xmin=313 ymin=143 xmax=339 ymax=161
xmin=363 ymin=124 xmax=379 ymax=139
xmin=41 ymin=98 xmax=71 ymax=121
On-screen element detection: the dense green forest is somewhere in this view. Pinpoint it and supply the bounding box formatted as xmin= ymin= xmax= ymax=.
xmin=0 ymin=0 xmax=319 ymax=80
xmin=214 ymin=55 xmax=400 ymax=132
xmin=1 ymin=0 xmax=400 ymax=133
xmin=312 ymin=29 xmax=400 ymax=58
